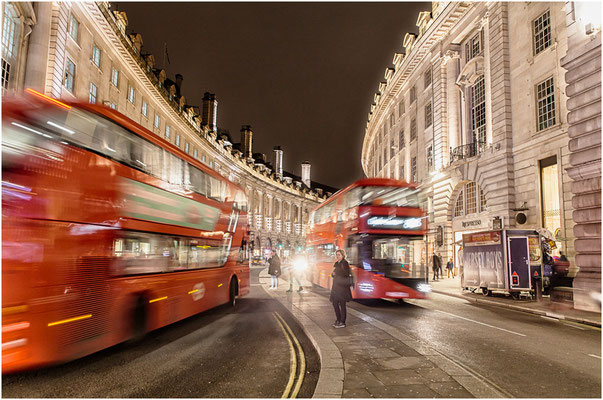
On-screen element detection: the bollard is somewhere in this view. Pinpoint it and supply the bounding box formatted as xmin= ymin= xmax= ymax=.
xmin=534 ymin=277 xmax=542 ymax=302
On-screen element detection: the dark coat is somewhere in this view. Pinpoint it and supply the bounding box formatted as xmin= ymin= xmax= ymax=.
xmin=432 ymin=254 xmax=441 ymax=270
xmin=329 ymin=259 xmax=353 ymax=302
xmin=268 ymin=255 xmax=281 ymax=276
xmin=446 ymin=261 xmax=454 ymax=270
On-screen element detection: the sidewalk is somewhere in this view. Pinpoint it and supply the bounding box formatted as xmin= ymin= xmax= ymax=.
xmin=261 ymin=268 xmax=508 ymax=398
xmin=428 ymin=276 xmax=601 ymax=327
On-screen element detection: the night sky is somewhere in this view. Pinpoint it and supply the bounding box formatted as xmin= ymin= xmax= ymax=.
xmin=118 ymin=2 xmax=430 ymax=189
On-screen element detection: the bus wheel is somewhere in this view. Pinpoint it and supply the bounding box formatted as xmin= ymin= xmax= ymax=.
xmin=481 ymin=287 xmax=492 ymax=296
xmin=229 ymin=277 xmax=238 ymax=307
xmin=510 ymin=291 xmax=520 ymax=300
xmin=131 ymin=295 xmax=147 ymax=342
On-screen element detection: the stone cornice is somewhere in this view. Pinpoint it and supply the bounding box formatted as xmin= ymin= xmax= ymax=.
xmin=361 ymin=2 xmax=472 ymax=174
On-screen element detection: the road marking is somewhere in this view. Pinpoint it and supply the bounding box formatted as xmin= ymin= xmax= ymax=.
xmin=541 ymin=316 xmax=559 ymax=322
xmin=273 ymin=312 xmax=297 ymax=398
xmin=563 ymin=322 xmax=585 ymax=330
xmin=275 ymin=312 xmax=306 ymax=398
xmin=435 ymin=309 xmax=526 ymax=337
xmin=588 ymin=354 xmax=601 ymax=359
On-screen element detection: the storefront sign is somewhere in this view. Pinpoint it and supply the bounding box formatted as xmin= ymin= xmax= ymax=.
xmin=463 ymin=231 xmax=502 ymax=246
xmin=452 ymin=215 xmax=492 ymax=232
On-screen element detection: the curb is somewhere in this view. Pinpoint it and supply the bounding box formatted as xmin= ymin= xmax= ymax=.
xmin=432 ymin=290 xmax=601 ymax=328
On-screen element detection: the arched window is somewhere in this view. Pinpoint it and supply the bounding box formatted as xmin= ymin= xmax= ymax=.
xmin=454 ymin=190 xmax=464 ymax=217
xmin=453 ymin=182 xmax=487 ymax=217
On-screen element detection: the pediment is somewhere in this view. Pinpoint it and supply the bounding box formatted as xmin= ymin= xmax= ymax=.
xmin=456 ymin=56 xmax=484 ymax=87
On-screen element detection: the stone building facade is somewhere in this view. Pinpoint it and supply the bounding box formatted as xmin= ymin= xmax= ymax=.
xmin=360 ymin=1 xmax=598 ymax=309
xmin=2 ymin=1 xmax=336 ymax=260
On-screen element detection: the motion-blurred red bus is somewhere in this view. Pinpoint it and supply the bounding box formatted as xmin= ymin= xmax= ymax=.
xmin=305 ymin=178 xmax=430 ymax=300
xmin=2 ymin=90 xmax=249 ymax=373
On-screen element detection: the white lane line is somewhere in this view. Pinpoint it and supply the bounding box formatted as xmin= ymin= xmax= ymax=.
xmin=435 ymin=309 xmax=526 ymax=337
xmin=588 ymin=354 xmax=601 ymax=359
xmin=563 ymin=323 xmax=586 ymax=330
xmin=541 ymin=316 xmax=559 ymax=322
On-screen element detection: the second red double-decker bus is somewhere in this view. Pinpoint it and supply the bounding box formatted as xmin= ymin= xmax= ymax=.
xmin=2 ymin=90 xmax=249 ymax=373
xmin=305 ymin=178 xmax=430 ymax=300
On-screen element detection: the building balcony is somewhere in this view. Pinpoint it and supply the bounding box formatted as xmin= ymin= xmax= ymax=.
xmin=450 ymin=141 xmax=488 ymax=165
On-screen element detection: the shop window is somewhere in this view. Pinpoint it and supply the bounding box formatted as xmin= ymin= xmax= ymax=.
xmin=540 ymin=156 xmax=560 ymax=234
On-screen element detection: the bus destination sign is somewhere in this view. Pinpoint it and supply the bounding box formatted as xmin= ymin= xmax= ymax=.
xmin=367 ymin=216 xmax=423 ymax=230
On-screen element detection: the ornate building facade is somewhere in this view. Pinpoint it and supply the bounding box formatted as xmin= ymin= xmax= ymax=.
xmin=361 ymin=1 xmax=600 ymax=311
xmin=2 ymin=1 xmax=336 ymax=260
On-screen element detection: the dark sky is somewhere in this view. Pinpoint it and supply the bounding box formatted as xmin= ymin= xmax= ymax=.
xmin=118 ymin=2 xmax=430 ymax=189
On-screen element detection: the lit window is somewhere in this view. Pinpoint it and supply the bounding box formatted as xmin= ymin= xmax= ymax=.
xmin=424 ymin=68 xmax=432 ymax=88
xmin=536 ymin=77 xmax=556 ymax=131
xmin=64 ymin=58 xmax=76 ymax=93
xmin=111 ymin=67 xmax=119 ymax=87
xmin=127 ymin=85 xmax=135 ymax=104
xmin=410 ymin=86 xmax=416 ymax=104
xmin=92 ymin=44 xmax=101 ymax=68
xmin=165 ymin=124 xmax=171 ymax=138
xmin=470 ymin=76 xmax=486 ymax=143
xmin=89 ymin=82 xmax=97 ymax=104
xmin=466 ymin=182 xmax=477 ymax=214
xmin=533 ymin=10 xmax=551 ymax=55
xmin=410 ymin=118 xmax=417 ymax=141
xmin=68 ymin=14 xmax=79 ymax=43
xmin=2 ymin=4 xmax=18 ymax=59
xmin=540 ymin=156 xmax=560 ymax=234
xmin=141 ymin=100 xmax=148 ymax=117
xmin=154 ymin=114 xmax=161 ymax=129
xmin=176 ymin=134 xmax=180 ymax=147
xmin=425 ymin=102 xmax=432 ymax=128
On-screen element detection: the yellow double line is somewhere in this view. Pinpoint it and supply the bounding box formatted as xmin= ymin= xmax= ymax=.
xmin=273 ymin=312 xmax=306 ymax=398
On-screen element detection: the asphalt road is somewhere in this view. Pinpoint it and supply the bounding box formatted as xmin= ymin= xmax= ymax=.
xmin=2 ymin=268 xmax=320 ymax=398
xmin=312 ymin=286 xmax=601 ymax=398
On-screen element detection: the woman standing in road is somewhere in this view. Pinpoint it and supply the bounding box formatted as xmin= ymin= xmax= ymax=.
xmin=330 ymin=249 xmax=353 ymax=328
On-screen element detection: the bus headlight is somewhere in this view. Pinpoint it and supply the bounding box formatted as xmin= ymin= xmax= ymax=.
xmin=417 ymin=283 xmax=432 ymax=293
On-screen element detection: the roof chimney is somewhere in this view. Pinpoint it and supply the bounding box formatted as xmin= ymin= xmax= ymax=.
xmin=301 ymin=161 xmax=311 ymax=188
xmin=273 ymin=146 xmax=283 ymax=179
xmin=202 ymin=92 xmax=218 ymax=132
xmin=240 ymin=125 xmax=253 ymax=158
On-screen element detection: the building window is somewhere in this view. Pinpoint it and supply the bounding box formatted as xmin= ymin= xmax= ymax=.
xmin=466 ymin=182 xmax=477 ymax=214
xmin=470 ymin=76 xmax=486 ymax=143
xmin=92 ymin=44 xmax=102 ymax=68
xmin=127 ymin=85 xmax=136 ymax=104
xmin=411 ymin=156 xmax=417 ymax=182
xmin=454 ymin=190 xmax=464 ymax=217
xmin=2 ymin=4 xmax=18 ymax=59
xmin=400 ymin=165 xmax=405 ymax=181
xmin=165 ymin=124 xmax=171 ymax=138
xmin=410 ymin=86 xmax=416 ymax=104
xmin=399 ymin=129 xmax=405 ymax=149
xmin=89 ymin=82 xmax=97 ymax=104
xmin=111 ymin=67 xmax=119 ymax=87
xmin=390 ymin=138 xmax=395 ymax=158
xmin=1 ymin=58 xmax=10 ymax=92
xmin=383 ymin=145 xmax=387 ymax=166
xmin=154 ymin=114 xmax=161 ymax=129
xmin=193 ymin=149 xmax=198 ymax=159
xmin=399 ymin=100 xmax=405 ymax=116
xmin=176 ymin=134 xmax=181 ymax=147
xmin=480 ymin=188 xmax=487 ymax=212
xmin=110 ymin=102 xmax=117 ymax=110
xmin=465 ymin=30 xmax=483 ymax=62
xmin=141 ymin=100 xmax=148 ymax=117
xmin=390 ymin=113 xmax=395 ymax=128
xmin=410 ymin=118 xmax=417 ymax=141
xmin=425 ymin=102 xmax=432 ymax=128
xmin=540 ymin=156 xmax=560 ymax=235
xmin=64 ymin=58 xmax=76 ymax=93
xmin=185 ymin=142 xmax=190 ymax=153
xmin=424 ymin=68 xmax=432 ymax=88
xmin=533 ymin=10 xmax=551 ymax=55
xmin=427 ymin=145 xmax=433 ymax=172
xmin=68 ymin=14 xmax=79 ymax=43
xmin=536 ymin=77 xmax=556 ymax=131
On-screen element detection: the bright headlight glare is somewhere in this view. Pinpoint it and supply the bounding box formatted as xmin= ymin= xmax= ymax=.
xmin=293 ymin=258 xmax=307 ymax=270
xmin=417 ymin=283 xmax=432 ymax=293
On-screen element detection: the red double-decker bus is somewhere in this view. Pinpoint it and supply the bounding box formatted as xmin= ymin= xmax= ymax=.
xmin=2 ymin=90 xmax=250 ymax=373
xmin=305 ymin=178 xmax=430 ymax=300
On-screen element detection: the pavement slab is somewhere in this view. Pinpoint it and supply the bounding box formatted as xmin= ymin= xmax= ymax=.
xmin=342 ymin=372 xmax=385 ymax=389
xmin=428 ymin=381 xmax=475 ymax=398
xmin=367 ymin=383 xmax=440 ymax=398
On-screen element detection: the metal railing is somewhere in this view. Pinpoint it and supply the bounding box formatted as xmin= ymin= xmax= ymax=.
xmin=450 ymin=141 xmax=488 ymax=164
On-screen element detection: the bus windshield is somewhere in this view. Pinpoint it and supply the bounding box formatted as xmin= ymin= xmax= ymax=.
xmin=344 ymin=186 xmax=419 ymax=208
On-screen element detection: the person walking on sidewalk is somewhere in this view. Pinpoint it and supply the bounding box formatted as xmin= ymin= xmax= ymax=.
xmin=330 ymin=249 xmax=353 ymax=328
xmin=446 ymin=257 xmax=455 ymax=278
xmin=268 ymin=249 xmax=281 ymax=289
xmin=432 ymin=252 xmax=441 ymax=280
